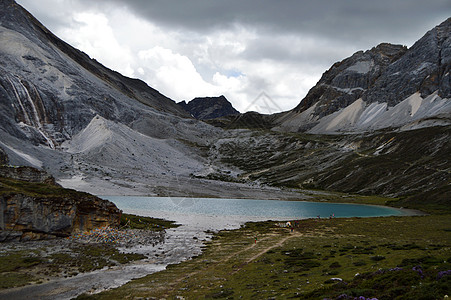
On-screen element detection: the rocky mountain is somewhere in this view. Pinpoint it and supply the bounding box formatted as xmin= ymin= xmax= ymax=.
xmin=275 ymin=18 xmax=451 ymax=133
xmin=0 ymin=0 xmax=197 ymax=149
xmin=199 ymin=19 xmax=451 ymax=211
xmin=178 ymin=95 xmax=240 ymax=120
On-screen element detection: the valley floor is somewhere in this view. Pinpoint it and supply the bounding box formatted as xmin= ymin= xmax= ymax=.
xmin=78 ymin=214 xmax=451 ymax=299
xmin=57 ymin=174 xmax=308 ymax=201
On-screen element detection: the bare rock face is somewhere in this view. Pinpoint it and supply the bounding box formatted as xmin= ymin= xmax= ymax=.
xmin=0 ymin=166 xmax=121 ymax=241
xmin=293 ymin=43 xmax=408 ymax=117
xmin=275 ymin=18 xmax=451 ymax=134
xmin=0 ymin=165 xmax=56 ymax=185
xmin=364 ymin=18 xmax=451 ymax=106
xmin=0 ymin=0 xmax=189 ymax=149
xmin=293 ymin=18 xmax=451 ymax=118
xmin=0 ymin=193 xmax=121 ymax=241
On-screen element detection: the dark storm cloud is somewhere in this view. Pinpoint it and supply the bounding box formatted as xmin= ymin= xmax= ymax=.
xmin=81 ymin=0 xmax=451 ymax=45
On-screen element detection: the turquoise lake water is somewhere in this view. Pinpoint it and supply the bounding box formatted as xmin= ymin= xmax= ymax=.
xmin=102 ymin=196 xmax=406 ymax=220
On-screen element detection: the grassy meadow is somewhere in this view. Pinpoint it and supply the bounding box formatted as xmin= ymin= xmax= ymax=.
xmin=77 ymin=214 xmax=451 ymax=299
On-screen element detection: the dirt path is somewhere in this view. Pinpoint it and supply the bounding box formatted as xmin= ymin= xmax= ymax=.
xmin=244 ymin=231 xmax=302 ymax=264
xmin=228 ymin=230 xmax=302 ymax=274
xmin=157 ymin=229 xmax=302 ymax=297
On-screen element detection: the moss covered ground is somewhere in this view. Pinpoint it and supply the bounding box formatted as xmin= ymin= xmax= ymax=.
xmin=0 ymin=243 xmax=145 ymax=289
xmin=120 ymin=213 xmax=179 ymax=231
xmin=77 ymin=214 xmax=451 ymax=299
xmin=0 ymin=176 xmax=92 ymax=198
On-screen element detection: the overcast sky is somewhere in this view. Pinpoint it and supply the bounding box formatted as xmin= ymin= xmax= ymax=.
xmin=16 ymin=0 xmax=451 ymax=113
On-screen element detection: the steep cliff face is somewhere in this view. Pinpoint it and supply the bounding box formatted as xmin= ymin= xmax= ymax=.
xmin=0 ymin=166 xmax=121 ymax=241
xmin=0 ymin=192 xmax=120 ymax=241
xmin=276 ymin=18 xmax=451 ymax=133
xmin=293 ymin=43 xmax=408 ymax=117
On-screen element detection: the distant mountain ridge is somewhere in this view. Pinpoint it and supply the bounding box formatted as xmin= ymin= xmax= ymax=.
xmin=178 ymin=95 xmax=240 ymax=120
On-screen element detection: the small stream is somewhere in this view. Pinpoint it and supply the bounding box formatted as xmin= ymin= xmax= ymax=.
xmin=0 ymin=224 xmax=211 ymax=300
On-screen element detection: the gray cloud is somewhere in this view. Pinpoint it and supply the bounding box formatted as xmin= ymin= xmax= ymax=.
xmin=80 ymin=0 xmax=451 ymax=45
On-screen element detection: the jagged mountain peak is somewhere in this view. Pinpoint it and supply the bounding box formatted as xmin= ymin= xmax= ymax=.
xmin=278 ymin=18 xmax=451 ymax=134
xmin=363 ymin=17 xmax=451 ymax=106
xmin=293 ymin=42 xmax=408 ymax=116
xmin=178 ymin=95 xmax=240 ymax=120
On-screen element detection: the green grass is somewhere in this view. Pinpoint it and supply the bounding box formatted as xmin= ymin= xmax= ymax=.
xmin=0 ymin=176 xmax=95 ymax=198
xmin=0 ymin=273 xmax=37 ymax=289
xmin=76 ymin=214 xmax=451 ymax=299
xmin=0 ymin=251 xmax=42 ymax=272
xmin=120 ymin=213 xmax=179 ymax=231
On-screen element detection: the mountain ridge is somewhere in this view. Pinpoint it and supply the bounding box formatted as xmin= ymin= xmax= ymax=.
xmin=0 ymin=0 xmax=188 ymax=119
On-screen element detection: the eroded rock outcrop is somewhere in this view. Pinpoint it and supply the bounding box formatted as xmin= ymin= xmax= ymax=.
xmin=0 ymin=165 xmax=56 ymax=185
xmin=0 ymin=165 xmax=121 ymax=241
xmin=0 ymin=147 xmax=8 ymax=165
xmin=292 ymin=43 xmax=408 ymax=117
